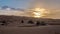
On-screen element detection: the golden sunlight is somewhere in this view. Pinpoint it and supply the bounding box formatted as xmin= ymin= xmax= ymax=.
xmin=32 ymin=8 xmax=47 ymax=18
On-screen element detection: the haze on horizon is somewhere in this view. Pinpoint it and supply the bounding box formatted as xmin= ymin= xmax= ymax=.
xmin=0 ymin=0 xmax=60 ymax=19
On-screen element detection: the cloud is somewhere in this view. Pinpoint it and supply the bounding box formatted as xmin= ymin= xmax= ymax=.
xmin=0 ymin=9 xmax=30 ymax=17
xmin=0 ymin=9 xmax=60 ymax=19
xmin=0 ymin=7 xmax=1 ymax=9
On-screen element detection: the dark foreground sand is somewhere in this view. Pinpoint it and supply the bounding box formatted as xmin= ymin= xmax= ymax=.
xmin=0 ymin=25 xmax=60 ymax=34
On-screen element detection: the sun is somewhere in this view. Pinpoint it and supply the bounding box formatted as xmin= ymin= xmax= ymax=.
xmin=32 ymin=8 xmax=46 ymax=18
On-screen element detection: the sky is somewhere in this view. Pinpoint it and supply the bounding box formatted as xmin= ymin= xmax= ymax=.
xmin=0 ymin=0 xmax=60 ymax=9
xmin=0 ymin=0 xmax=60 ymax=19
xmin=0 ymin=0 xmax=32 ymax=9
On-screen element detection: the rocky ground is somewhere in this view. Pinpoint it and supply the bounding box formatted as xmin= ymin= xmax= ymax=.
xmin=0 ymin=15 xmax=60 ymax=34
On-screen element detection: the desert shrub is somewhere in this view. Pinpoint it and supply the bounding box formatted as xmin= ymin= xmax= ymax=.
xmin=21 ymin=20 xmax=24 ymax=23
xmin=0 ymin=20 xmax=8 ymax=26
xmin=36 ymin=21 xmax=40 ymax=26
xmin=28 ymin=20 xmax=34 ymax=24
xmin=41 ymin=21 xmax=46 ymax=25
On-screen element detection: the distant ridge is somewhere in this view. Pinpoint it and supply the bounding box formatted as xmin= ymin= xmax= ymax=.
xmin=0 ymin=15 xmax=60 ymax=27
xmin=0 ymin=15 xmax=53 ymax=19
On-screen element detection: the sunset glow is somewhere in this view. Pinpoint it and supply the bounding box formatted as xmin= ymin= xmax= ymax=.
xmin=32 ymin=8 xmax=47 ymax=18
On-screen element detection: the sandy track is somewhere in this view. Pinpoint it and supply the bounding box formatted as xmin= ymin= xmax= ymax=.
xmin=0 ymin=25 xmax=60 ymax=34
